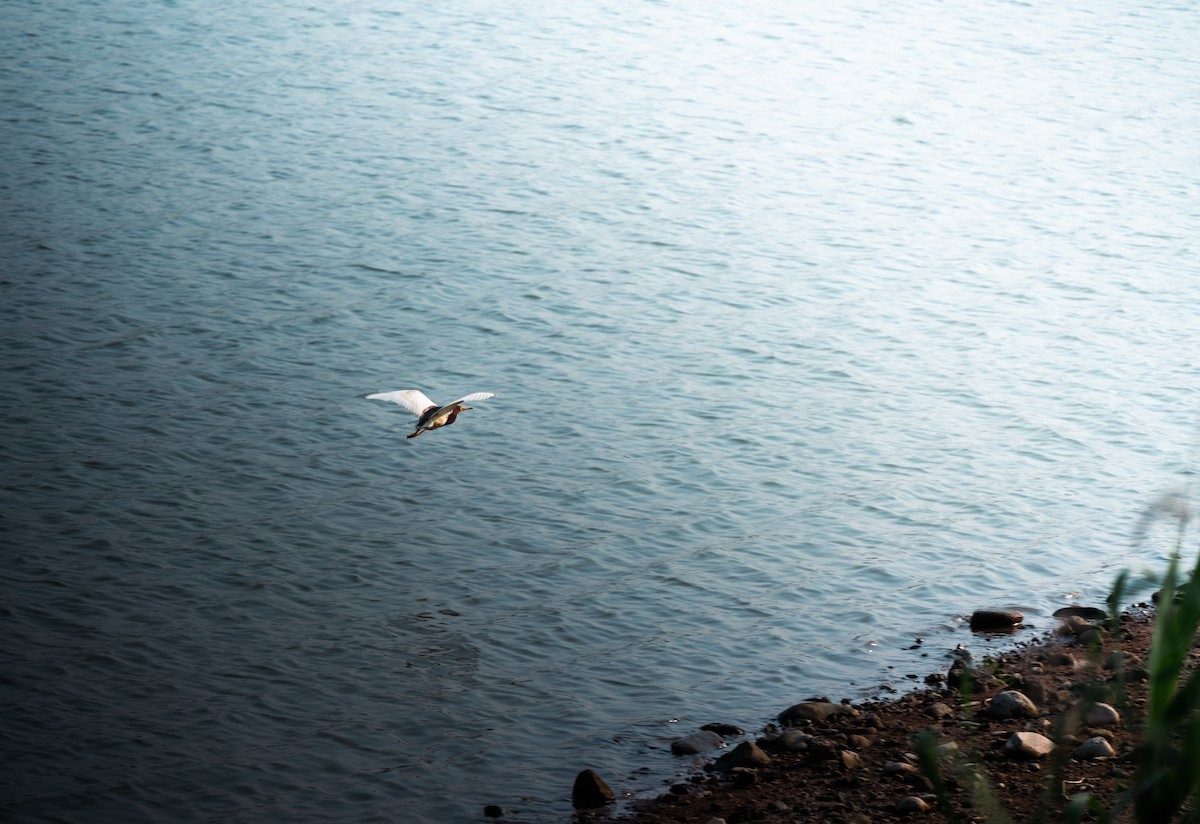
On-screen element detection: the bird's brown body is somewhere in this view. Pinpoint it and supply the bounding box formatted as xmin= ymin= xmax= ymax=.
xmin=408 ymin=404 xmax=467 ymax=438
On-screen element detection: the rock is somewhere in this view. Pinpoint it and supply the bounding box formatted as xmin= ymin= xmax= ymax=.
xmin=840 ymin=750 xmax=862 ymax=770
xmin=701 ymin=722 xmax=745 ymax=736
xmin=803 ymin=738 xmax=839 ymax=762
xmin=1104 ymin=650 xmax=1142 ymax=671
xmin=728 ymin=767 xmax=757 ymax=787
xmin=933 ymin=740 xmax=959 ymax=756
xmin=970 ymin=609 xmax=1023 ymax=631
xmin=926 ymin=702 xmax=954 ymax=720
xmin=1005 ymin=731 xmax=1054 ymax=759
xmin=778 ymin=701 xmax=858 ymax=725
xmin=1022 ymin=676 xmax=1048 ymax=706
xmin=671 ymin=730 xmax=725 ymax=755
xmin=1084 ymin=702 xmax=1121 ymax=728
xmin=1047 ymin=651 xmax=1077 ymax=668
xmin=848 ymin=733 xmax=874 ymax=749
xmin=714 ymin=741 xmax=771 ymax=770
xmin=705 ymin=818 xmax=728 ymax=824
xmin=987 ymin=690 xmax=1039 ymax=719
xmin=768 ymin=799 xmax=791 ymax=813
xmin=483 ymin=804 xmax=504 ymax=818
xmin=848 ymin=815 xmax=872 ymax=824
xmin=884 ymin=761 xmax=920 ymax=776
xmin=896 ymin=795 xmax=930 ymax=814
xmin=571 ymin=769 xmax=615 ymax=808
xmin=1058 ymin=616 xmax=1093 ymax=637
xmin=948 ymin=660 xmax=1005 ymax=693
xmin=762 ymin=729 xmax=814 ymax=752
xmin=1074 ymin=736 xmax=1116 ymax=760
xmin=1053 ymin=606 xmax=1108 ymax=621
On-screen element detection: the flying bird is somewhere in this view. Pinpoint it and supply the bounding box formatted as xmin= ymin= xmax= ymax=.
xmin=367 ymin=389 xmax=495 ymax=439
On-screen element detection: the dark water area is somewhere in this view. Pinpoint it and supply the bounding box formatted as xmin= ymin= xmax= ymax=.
xmin=2 ymin=1 xmax=1198 ymax=821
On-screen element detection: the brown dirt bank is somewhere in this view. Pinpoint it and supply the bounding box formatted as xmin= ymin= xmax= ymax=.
xmin=604 ymin=606 xmax=1198 ymax=824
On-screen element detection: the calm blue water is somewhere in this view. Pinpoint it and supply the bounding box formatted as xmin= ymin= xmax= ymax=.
xmin=2 ymin=1 xmax=1197 ymax=821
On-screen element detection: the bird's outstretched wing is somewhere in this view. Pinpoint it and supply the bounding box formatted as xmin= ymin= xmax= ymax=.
xmin=366 ymin=389 xmax=437 ymax=415
xmin=443 ymin=392 xmax=495 ymax=407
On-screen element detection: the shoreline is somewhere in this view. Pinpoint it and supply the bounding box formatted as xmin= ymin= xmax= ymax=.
xmin=574 ymin=602 xmax=1186 ymax=824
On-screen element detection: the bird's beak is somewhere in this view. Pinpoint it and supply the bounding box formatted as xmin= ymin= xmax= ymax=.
xmin=460 ymin=406 xmax=472 ymax=411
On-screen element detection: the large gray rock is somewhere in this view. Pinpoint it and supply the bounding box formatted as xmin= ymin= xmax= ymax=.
xmin=1053 ymin=606 xmax=1108 ymax=621
xmin=778 ymin=701 xmax=858 ymax=725
xmin=970 ymin=609 xmax=1023 ymax=631
xmin=926 ymin=702 xmax=955 ymax=720
xmin=571 ymin=769 xmax=615 ymax=808
xmin=1047 ymin=651 xmax=1078 ymax=668
xmin=701 ymin=722 xmax=744 ymax=736
xmin=763 ymin=729 xmax=815 ymax=752
xmin=1005 ymin=731 xmax=1054 ymax=759
xmin=1074 ymin=736 xmax=1116 ymax=760
xmin=1084 ymin=703 xmax=1121 ymax=728
xmin=714 ymin=741 xmax=772 ymax=770
xmin=987 ymin=690 xmax=1039 ymax=719
xmin=1022 ymin=677 xmax=1048 ymax=706
xmin=947 ymin=660 xmax=1005 ymax=693
xmin=1057 ymin=615 xmax=1094 ymax=637
xmin=1103 ymin=650 xmax=1142 ymax=671
xmin=670 ymin=730 xmax=725 ymax=755
xmin=896 ymin=795 xmax=930 ymax=815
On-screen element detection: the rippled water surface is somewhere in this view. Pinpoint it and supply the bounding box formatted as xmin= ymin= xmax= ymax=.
xmin=3 ymin=1 xmax=1198 ymax=821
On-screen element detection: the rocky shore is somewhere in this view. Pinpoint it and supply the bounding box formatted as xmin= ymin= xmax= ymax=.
xmin=558 ymin=603 xmax=1198 ymax=824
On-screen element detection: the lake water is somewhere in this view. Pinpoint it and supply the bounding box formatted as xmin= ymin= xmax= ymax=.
xmin=2 ymin=0 xmax=1197 ymax=821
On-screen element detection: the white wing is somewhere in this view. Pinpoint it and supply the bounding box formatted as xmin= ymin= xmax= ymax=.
xmin=366 ymin=389 xmax=437 ymax=416
xmin=442 ymin=392 xmax=495 ymax=407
